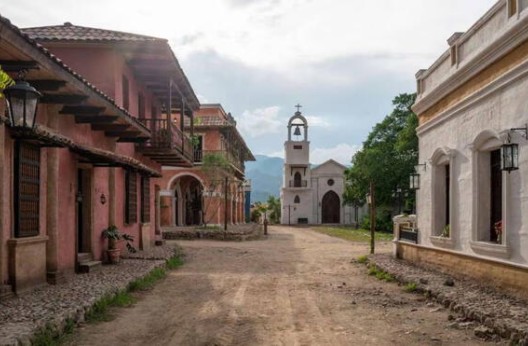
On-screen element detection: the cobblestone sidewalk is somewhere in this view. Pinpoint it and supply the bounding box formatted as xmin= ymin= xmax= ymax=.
xmin=370 ymin=254 xmax=528 ymax=345
xmin=0 ymin=246 xmax=178 ymax=346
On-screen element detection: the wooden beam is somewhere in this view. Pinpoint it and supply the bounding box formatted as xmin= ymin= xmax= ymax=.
xmin=75 ymin=115 xmax=119 ymax=124
xmin=0 ymin=60 xmax=38 ymax=72
xmin=40 ymin=94 xmax=88 ymax=104
xmin=105 ymin=130 xmax=141 ymax=137
xmin=60 ymin=105 xmax=105 ymax=115
xmin=26 ymin=79 xmax=66 ymax=91
xmin=91 ymin=123 xmax=130 ymax=131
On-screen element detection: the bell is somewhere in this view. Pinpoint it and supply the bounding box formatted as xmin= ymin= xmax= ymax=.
xmin=293 ymin=125 xmax=301 ymax=136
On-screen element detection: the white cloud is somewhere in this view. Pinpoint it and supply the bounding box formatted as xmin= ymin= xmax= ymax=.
xmin=311 ymin=144 xmax=361 ymax=166
xmin=305 ymin=115 xmax=330 ymax=128
xmin=237 ymin=106 xmax=283 ymax=138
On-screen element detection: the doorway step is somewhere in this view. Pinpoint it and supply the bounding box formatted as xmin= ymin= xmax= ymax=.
xmin=78 ymin=252 xmax=101 ymax=273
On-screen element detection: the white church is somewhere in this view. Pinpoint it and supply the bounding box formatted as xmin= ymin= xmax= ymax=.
xmin=280 ymin=107 xmax=358 ymax=225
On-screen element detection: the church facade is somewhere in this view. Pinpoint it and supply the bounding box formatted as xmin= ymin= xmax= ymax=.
xmin=280 ymin=109 xmax=356 ymax=225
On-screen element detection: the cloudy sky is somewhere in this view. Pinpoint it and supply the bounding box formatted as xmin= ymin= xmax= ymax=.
xmin=1 ymin=0 xmax=496 ymax=164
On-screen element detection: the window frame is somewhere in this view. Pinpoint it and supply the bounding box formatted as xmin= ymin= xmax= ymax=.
xmin=14 ymin=141 xmax=41 ymax=238
xmin=125 ymin=170 xmax=138 ymax=224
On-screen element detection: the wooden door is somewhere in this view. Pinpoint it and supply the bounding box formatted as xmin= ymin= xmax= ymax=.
xmin=322 ymin=191 xmax=340 ymax=224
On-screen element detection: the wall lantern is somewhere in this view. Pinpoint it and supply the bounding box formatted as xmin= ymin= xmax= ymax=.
xmin=409 ymin=172 xmax=420 ymax=190
xmin=409 ymin=162 xmax=426 ymax=190
xmin=100 ymin=193 xmax=107 ymax=205
xmin=501 ymin=125 xmax=527 ymax=172
xmin=3 ymin=79 xmax=42 ymax=130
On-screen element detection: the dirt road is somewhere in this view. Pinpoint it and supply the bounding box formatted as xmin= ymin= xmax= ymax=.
xmin=68 ymin=226 xmax=493 ymax=345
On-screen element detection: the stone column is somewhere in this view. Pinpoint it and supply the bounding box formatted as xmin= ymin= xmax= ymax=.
xmin=46 ymin=106 xmax=62 ymax=284
xmin=0 ymin=118 xmax=5 ymax=290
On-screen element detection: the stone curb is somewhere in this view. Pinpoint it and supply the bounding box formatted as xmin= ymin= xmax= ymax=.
xmin=0 ymin=246 xmax=179 ymax=346
xmin=368 ymin=254 xmax=528 ymax=345
xmin=163 ymin=224 xmax=263 ymax=241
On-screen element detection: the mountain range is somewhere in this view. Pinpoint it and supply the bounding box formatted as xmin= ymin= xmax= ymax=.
xmin=245 ymin=155 xmax=283 ymax=203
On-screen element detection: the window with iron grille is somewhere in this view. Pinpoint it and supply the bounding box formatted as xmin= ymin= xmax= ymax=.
xmin=14 ymin=141 xmax=40 ymax=237
xmin=141 ymin=176 xmax=150 ymax=223
xmin=125 ymin=170 xmax=137 ymax=224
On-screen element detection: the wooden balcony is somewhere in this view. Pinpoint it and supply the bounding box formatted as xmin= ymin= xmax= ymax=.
xmin=194 ymin=149 xmax=245 ymax=176
xmin=137 ymin=118 xmax=193 ymax=167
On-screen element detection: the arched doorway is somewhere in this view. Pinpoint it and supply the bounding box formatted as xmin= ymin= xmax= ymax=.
xmin=322 ymin=190 xmax=340 ymax=224
xmin=170 ymin=175 xmax=203 ymax=226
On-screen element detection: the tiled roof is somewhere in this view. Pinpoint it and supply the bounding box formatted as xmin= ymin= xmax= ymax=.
xmin=0 ymin=14 xmax=149 ymax=133
xmin=22 ymin=22 xmax=166 ymax=43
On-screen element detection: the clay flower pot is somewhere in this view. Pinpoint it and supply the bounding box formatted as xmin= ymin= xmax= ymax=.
xmin=106 ymin=248 xmax=121 ymax=264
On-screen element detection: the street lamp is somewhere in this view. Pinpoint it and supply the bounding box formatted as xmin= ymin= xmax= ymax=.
xmin=3 ymin=79 xmax=42 ymax=130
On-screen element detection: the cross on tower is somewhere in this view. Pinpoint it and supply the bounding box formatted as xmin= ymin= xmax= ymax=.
xmin=295 ymin=104 xmax=302 ymax=113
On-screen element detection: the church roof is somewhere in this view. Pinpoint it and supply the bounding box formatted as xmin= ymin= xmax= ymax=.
xmin=312 ymin=159 xmax=347 ymax=172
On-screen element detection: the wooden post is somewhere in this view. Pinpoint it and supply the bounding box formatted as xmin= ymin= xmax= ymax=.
xmin=370 ymin=181 xmax=376 ymax=254
xmin=224 ymin=177 xmax=228 ymax=231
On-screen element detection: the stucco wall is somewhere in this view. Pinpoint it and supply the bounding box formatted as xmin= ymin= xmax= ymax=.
xmin=416 ymin=61 xmax=528 ymax=265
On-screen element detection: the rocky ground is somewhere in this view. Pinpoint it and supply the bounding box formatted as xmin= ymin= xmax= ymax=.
xmin=2 ymin=226 xmax=528 ymax=345
xmin=370 ymin=254 xmax=528 ymax=344
xmin=0 ymin=245 xmax=177 ymax=346
xmin=64 ymin=226 xmax=505 ymax=345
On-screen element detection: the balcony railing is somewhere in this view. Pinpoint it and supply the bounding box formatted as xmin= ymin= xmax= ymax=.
xmin=195 ymin=150 xmax=245 ymax=173
xmin=138 ymin=118 xmax=193 ymax=162
xmin=289 ymin=180 xmax=308 ymax=188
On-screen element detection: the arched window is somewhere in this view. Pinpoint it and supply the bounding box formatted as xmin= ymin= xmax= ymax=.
xmin=294 ymin=195 xmax=300 ymax=204
xmin=294 ymin=172 xmax=302 ymax=187
xmin=430 ymin=147 xmax=455 ymax=242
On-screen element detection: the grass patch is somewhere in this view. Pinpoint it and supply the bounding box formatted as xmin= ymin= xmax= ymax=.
xmin=404 ymin=282 xmax=418 ymax=293
xmin=128 ymin=267 xmax=167 ymax=292
xmin=368 ymin=264 xmax=395 ymax=282
xmin=357 ymin=255 xmax=369 ymax=264
xmin=312 ymin=226 xmax=393 ymax=243
xmin=166 ymin=255 xmax=184 ymax=270
xmin=34 ymin=254 xmax=184 ymax=343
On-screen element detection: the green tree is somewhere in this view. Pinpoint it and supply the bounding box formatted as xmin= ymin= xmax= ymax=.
xmin=200 ymin=153 xmax=234 ymax=226
xmin=343 ymin=93 xmax=417 ymax=230
xmin=0 ymin=66 xmax=14 ymax=97
xmin=267 ymin=196 xmax=281 ymax=224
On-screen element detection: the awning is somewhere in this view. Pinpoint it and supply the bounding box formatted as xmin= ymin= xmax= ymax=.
xmin=7 ymin=121 xmax=161 ymax=177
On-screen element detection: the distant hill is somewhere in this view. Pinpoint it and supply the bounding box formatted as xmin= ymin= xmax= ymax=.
xmin=245 ymin=155 xmax=283 ymax=203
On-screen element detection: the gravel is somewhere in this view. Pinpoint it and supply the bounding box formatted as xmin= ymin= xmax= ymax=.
xmin=370 ymin=254 xmax=528 ymax=345
xmin=0 ymin=245 xmax=178 ymax=346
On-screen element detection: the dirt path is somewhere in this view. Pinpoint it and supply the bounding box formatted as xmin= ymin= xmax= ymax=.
xmin=67 ymin=226 xmax=496 ymax=345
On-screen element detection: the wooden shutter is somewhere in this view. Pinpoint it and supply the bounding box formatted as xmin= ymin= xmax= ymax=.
xmin=125 ymin=170 xmax=137 ymax=224
xmin=141 ymin=176 xmax=150 ymax=223
xmin=14 ymin=141 xmax=40 ymax=237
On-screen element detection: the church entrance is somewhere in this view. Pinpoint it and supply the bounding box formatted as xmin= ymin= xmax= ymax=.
xmin=322 ymin=190 xmax=340 ymax=224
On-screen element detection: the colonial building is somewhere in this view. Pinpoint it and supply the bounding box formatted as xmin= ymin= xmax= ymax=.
xmin=0 ymin=18 xmax=199 ymax=297
xmin=280 ymin=108 xmax=356 ymax=225
xmin=158 ymin=104 xmax=254 ymax=227
xmin=396 ymin=0 xmax=528 ymax=297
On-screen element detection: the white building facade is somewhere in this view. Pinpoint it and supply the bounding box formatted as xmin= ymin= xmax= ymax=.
xmin=280 ymin=109 xmax=356 ymax=225
xmin=397 ymin=0 xmax=528 ymax=297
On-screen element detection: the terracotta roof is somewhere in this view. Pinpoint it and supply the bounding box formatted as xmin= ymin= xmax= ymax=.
xmin=0 ymin=14 xmax=149 ymax=135
xmin=22 ymin=22 xmax=166 ymax=43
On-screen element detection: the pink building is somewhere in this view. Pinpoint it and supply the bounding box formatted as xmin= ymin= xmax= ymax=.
xmin=158 ymin=104 xmax=254 ymax=228
xmin=0 ymin=18 xmax=198 ymax=297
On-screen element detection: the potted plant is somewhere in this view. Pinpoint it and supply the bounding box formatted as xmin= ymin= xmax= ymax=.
xmin=101 ymin=225 xmax=136 ymax=264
